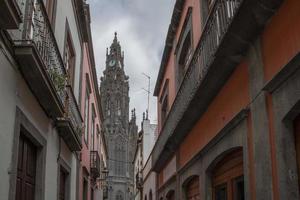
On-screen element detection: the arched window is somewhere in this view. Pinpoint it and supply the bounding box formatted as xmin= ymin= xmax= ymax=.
xmin=117 ymin=100 xmax=121 ymax=116
xmin=114 ymin=139 xmax=125 ymax=176
xmin=144 ymin=195 xmax=147 ymax=200
xmin=212 ymin=148 xmax=244 ymax=200
xmin=149 ymin=190 xmax=153 ymax=200
xmin=106 ymin=100 xmax=111 ymax=116
xmin=116 ymin=191 xmax=124 ymax=200
xmin=166 ymin=190 xmax=175 ymax=200
xmin=186 ymin=176 xmax=200 ymax=200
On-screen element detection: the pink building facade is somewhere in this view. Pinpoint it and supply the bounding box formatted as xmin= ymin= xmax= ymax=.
xmin=78 ymin=4 xmax=108 ymax=200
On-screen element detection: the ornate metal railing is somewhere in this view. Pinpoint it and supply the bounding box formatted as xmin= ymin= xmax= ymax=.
xmin=158 ymin=0 xmax=242 ymax=159
xmin=90 ymin=151 xmax=101 ymax=178
xmin=65 ymin=85 xmax=83 ymax=137
xmin=13 ymin=0 xmax=67 ymax=105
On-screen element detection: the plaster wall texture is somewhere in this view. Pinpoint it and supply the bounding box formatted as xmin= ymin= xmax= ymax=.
xmin=0 ymin=45 xmax=77 ymax=200
xmin=142 ymin=120 xmax=157 ymax=166
xmin=55 ymin=0 xmax=82 ymax=101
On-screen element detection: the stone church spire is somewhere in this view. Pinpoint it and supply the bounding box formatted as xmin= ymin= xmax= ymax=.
xmin=100 ymin=33 xmax=137 ymax=200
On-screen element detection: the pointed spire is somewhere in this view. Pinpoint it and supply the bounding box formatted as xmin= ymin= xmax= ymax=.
xmin=113 ymin=32 xmax=118 ymax=44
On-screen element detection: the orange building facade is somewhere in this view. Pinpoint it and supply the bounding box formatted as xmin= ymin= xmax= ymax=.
xmin=152 ymin=0 xmax=300 ymax=199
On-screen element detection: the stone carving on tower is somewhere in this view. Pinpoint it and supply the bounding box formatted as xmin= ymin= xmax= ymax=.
xmin=100 ymin=33 xmax=138 ymax=200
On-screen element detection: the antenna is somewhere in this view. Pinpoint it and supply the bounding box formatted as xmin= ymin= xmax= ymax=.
xmin=142 ymin=73 xmax=151 ymax=114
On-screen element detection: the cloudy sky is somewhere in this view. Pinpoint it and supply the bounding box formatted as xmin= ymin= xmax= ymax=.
xmin=88 ymin=0 xmax=175 ymax=126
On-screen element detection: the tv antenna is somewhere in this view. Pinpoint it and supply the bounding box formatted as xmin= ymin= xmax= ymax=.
xmin=142 ymin=73 xmax=151 ymax=116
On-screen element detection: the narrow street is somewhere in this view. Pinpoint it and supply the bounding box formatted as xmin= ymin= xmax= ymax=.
xmin=0 ymin=0 xmax=300 ymax=200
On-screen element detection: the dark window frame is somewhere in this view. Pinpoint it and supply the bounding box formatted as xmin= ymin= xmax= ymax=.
xmin=84 ymin=81 xmax=91 ymax=146
xmin=64 ymin=21 xmax=76 ymax=88
xmin=159 ymin=79 xmax=169 ymax=126
xmin=46 ymin=0 xmax=57 ymax=29
xmin=175 ymin=7 xmax=194 ymax=91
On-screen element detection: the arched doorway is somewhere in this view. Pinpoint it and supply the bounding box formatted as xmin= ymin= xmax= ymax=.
xmin=185 ymin=176 xmax=200 ymax=200
xmin=212 ymin=148 xmax=244 ymax=200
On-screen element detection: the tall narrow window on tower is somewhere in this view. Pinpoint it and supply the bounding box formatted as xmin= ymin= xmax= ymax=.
xmin=117 ymin=100 xmax=121 ymax=116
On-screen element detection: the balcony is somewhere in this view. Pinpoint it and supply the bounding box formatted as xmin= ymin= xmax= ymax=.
xmin=0 ymin=0 xmax=22 ymax=29
xmin=10 ymin=0 xmax=83 ymax=151
xmin=56 ymin=86 xmax=83 ymax=151
xmin=90 ymin=151 xmax=101 ymax=178
xmin=152 ymin=0 xmax=284 ymax=171
xmin=11 ymin=0 xmax=66 ymax=118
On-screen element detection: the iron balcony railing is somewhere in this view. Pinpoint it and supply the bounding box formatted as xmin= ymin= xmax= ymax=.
xmin=10 ymin=0 xmax=83 ymax=148
xmin=91 ymin=151 xmax=101 ymax=178
xmin=154 ymin=0 xmax=242 ymax=169
xmin=13 ymin=0 xmax=67 ymax=105
xmin=64 ymin=85 xmax=83 ymax=140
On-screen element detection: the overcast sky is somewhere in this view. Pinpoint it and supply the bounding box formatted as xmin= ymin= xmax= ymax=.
xmin=88 ymin=0 xmax=175 ymax=126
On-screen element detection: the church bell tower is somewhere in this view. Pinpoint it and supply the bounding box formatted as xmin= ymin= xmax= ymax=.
xmin=100 ymin=33 xmax=137 ymax=200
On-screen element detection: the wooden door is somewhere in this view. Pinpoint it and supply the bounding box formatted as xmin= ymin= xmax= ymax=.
xmin=59 ymin=168 xmax=67 ymax=200
xmin=294 ymin=115 xmax=300 ymax=191
xmin=212 ymin=149 xmax=244 ymax=200
xmin=15 ymin=135 xmax=37 ymax=200
xmin=187 ymin=177 xmax=200 ymax=200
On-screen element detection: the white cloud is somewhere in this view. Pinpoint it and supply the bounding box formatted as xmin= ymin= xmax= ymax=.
xmin=89 ymin=0 xmax=174 ymax=126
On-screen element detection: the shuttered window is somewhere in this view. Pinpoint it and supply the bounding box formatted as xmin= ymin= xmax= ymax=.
xmin=212 ymin=149 xmax=244 ymax=200
xmin=186 ymin=177 xmax=200 ymax=200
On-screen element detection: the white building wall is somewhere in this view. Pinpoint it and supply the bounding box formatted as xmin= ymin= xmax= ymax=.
xmin=54 ymin=0 xmax=82 ymax=101
xmin=0 ymin=1 xmax=82 ymax=199
xmin=0 ymin=49 xmax=18 ymax=200
xmin=142 ymin=120 xmax=157 ymax=166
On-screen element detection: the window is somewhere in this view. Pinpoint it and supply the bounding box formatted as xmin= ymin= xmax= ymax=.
xmin=64 ymin=30 xmax=76 ymax=87
xmin=117 ymin=100 xmax=121 ymax=116
xmin=83 ymin=179 xmax=88 ymax=200
xmin=160 ymin=80 xmax=169 ymax=126
xmin=294 ymin=115 xmax=300 ymax=191
xmin=115 ymin=139 xmax=125 ymax=176
xmin=91 ymin=105 xmax=96 ymax=150
xmin=116 ymin=191 xmax=124 ymax=200
xmin=166 ymin=190 xmax=175 ymax=200
xmin=84 ymin=87 xmax=90 ymax=144
xmin=59 ymin=167 xmax=68 ymax=200
xmin=186 ymin=177 xmax=200 ymax=200
xmin=91 ymin=188 xmax=94 ymax=200
xmin=212 ymin=148 xmax=244 ymax=200
xmin=46 ymin=0 xmax=57 ymax=28
xmin=177 ymin=32 xmax=192 ymax=83
xmin=106 ymin=100 xmax=111 ymax=116
xmin=175 ymin=8 xmax=193 ymax=89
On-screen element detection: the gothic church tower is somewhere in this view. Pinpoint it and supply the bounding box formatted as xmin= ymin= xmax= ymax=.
xmin=100 ymin=33 xmax=137 ymax=200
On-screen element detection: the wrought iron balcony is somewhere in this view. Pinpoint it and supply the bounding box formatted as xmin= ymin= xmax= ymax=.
xmin=11 ymin=0 xmax=66 ymax=118
xmin=90 ymin=151 xmax=101 ymax=178
xmin=152 ymin=0 xmax=284 ymax=171
xmin=0 ymin=0 xmax=22 ymax=29
xmin=56 ymin=86 xmax=83 ymax=151
xmin=10 ymin=0 xmax=83 ymax=151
